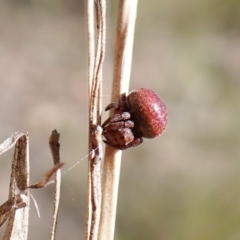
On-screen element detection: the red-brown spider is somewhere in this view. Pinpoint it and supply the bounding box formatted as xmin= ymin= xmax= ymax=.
xmin=102 ymin=88 xmax=168 ymax=150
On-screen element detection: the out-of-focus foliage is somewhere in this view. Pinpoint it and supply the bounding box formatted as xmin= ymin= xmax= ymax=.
xmin=0 ymin=1 xmax=240 ymax=240
xmin=9 ymin=0 xmax=85 ymax=14
xmin=137 ymin=0 xmax=240 ymax=32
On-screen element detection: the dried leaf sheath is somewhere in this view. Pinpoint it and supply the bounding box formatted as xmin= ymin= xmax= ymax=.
xmin=3 ymin=134 xmax=30 ymax=240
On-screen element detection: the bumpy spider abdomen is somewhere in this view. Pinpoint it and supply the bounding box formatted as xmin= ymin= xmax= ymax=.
xmin=127 ymin=88 xmax=167 ymax=138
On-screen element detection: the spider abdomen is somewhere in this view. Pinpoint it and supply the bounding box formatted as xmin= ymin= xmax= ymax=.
xmin=127 ymin=88 xmax=167 ymax=138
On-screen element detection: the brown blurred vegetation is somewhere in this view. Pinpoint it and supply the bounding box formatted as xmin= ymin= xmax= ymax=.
xmin=0 ymin=0 xmax=240 ymax=239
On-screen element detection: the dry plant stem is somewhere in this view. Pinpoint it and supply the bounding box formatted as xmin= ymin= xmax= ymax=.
xmin=87 ymin=0 xmax=95 ymax=94
xmin=86 ymin=0 xmax=106 ymax=239
xmin=87 ymin=0 xmax=95 ymax=237
xmin=99 ymin=1 xmax=138 ymax=239
xmin=90 ymin=0 xmax=106 ymax=122
xmin=49 ymin=130 xmax=62 ymax=240
xmin=89 ymin=126 xmax=103 ymax=240
xmin=1 ymin=133 xmax=30 ymax=240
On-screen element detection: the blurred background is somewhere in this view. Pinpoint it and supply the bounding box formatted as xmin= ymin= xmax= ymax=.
xmin=0 ymin=0 xmax=240 ymax=239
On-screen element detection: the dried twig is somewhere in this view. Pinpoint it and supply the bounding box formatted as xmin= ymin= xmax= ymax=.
xmin=86 ymin=0 xmax=95 ymax=237
xmin=89 ymin=126 xmax=103 ymax=240
xmin=87 ymin=0 xmax=95 ymax=95
xmin=99 ymin=1 xmax=138 ymax=240
xmin=27 ymin=163 xmax=63 ymax=189
xmin=49 ymin=130 xmax=62 ymax=240
xmin=86 ymin=0 xmax=106 ymax=240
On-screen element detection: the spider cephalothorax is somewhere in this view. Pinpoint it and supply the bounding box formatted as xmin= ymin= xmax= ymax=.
xmin=102 ymin=88 xmax=168 ymax=150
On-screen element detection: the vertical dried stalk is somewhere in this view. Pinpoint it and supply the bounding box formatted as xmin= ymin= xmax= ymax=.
xmin=86 ymin=0 xmax=95 ymax=238
xmin=86 ymin=0 xmax=106 ymax=240
xmin=49 ymin=130 xmax=61 ymax=240
xmin=99 ymin=1 xmax=138 ymax=240
xmin=87 ymin=0 xmax=95 ymax=94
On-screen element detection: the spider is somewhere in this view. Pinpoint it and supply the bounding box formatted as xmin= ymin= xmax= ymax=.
xmin=102 ymin=88 xmax=168 ymax=150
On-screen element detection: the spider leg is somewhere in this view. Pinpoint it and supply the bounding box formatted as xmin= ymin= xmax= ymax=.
xmin=102 ymin=120 xmax=134 ymax=132
xmin=105 ymin=102 xmax=119 ymax=111
xmin=105 ymin=93 xmax=129 ymax=112
xmin=102 ymin=112 xmax=131 ymax=128
xmin=125 ymin=138 xmax=143 ymax=149
xmin=103 ymin=139 xmax=129 ymax=150
xmin=103 ymin=137 xmax=143 ymax=150
xmin=119 ymin=93 xmax=129 ymax=111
